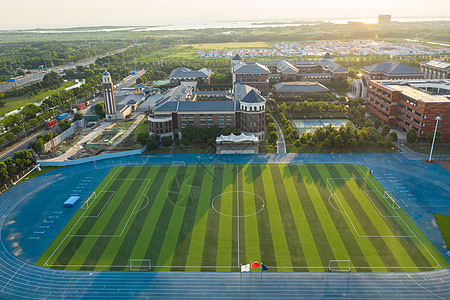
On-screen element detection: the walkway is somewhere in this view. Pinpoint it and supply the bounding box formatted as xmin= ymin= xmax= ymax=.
xmin=111 ymin=113 xmax=145 ymax=146
xmin=272 ymin=117 xmax=286 ymax=154
xmin=0 ymin=153 xmax=448 ymax=298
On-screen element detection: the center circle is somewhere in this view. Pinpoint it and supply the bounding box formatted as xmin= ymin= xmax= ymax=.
xmin=211 ymin=191 xmax=265 ymax=217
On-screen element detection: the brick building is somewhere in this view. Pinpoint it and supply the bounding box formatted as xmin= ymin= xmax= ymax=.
xmin=367 ymin=80 xmax=450 ymax=141
xmin=231 ymin=62 xmax=270 ymax=95
xmin=148 ymin=88 xmax=266 ymax=141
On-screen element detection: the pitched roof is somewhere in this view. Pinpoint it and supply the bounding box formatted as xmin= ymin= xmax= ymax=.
xmin=103 ymin=71 xmax=110 ymax=76
xmin=363 ymin=60 xmax=423 ymax=76
xmin=232 ymin=62 xmax=270 ymax=74
xmin=169 ymin=67 xmax=212 ymax=78
xmin=240 ymin=89 xmax=266 ymax=103
xmin=135 ymin=83 xmax=146 ymax=88
xmin=273 ymin=82 xmax=329 ymax=93
xmin=155 ymin=100 xmax=238 ymax=112
xmin=319 ymin=60 xmax=348 ymax=73
xmin=276 ymin=60 xmax=299 ymax=74
xmin=231 ymin=53 xmax=244 ymax=61
xmin=322 ymin=52 xmax=333 ymax=60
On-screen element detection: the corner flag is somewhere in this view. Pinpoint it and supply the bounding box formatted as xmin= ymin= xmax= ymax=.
xmin=251 ymin=261 xmax=260 ymax=269
xmin=241 ymin=264 xmax=250 ymax=272
xmin=261 ymin=264 xmax=268 ymax=271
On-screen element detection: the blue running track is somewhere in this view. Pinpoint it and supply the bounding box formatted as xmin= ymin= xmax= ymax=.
xmin=0 ymin=153 xmax=448 ymax=299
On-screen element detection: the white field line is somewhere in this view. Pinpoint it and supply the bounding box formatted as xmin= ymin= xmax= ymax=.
xmin=326 ymin=178 xmax=415 ymax=238
xmin=363 ymin=190 xmax=400 ymax=218
xmin=1 ymin=263 xmax=25 ymax=292
xmin=237 ymin=165 xmax=240 ymax=266
xmin=82 ymin=191 xmax=115 ymax=217
xmin=356 ymin=165 xmax=441 ymax=269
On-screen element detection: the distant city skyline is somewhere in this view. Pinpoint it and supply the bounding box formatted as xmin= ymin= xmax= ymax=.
xmin=1 ymin=0 xmax=449 ymax=29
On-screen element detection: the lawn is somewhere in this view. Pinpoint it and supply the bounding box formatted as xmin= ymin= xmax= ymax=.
xmin=404 ymin=142 xmax=450 ymax=156
xmin=434 ymin=214 xmax=450 ymax=248
xmin=0 ymin=81 xmax=75 ymax=116
xmin=36 ymin=164 xmax=447 ymax=272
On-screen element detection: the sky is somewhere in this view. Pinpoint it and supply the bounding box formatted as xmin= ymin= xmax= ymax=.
xmin=2 ymin=0 xmax=449 ymax=29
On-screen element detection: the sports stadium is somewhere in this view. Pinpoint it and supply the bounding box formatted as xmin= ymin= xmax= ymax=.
xmin=0 ymin=153 xmax=448 ymax=298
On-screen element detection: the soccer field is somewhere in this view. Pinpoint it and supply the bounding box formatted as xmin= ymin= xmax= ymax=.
xmin=36 ymin=164 xmax=447 ymax=272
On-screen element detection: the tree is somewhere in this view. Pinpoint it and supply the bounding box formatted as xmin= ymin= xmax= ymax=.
xmin=11 ymin=125 xmax=23 ymax=135
xmin=73 ymin=112 xmax=83 ymax=121
xmin=94 ymin=102 xmax=105 ymax=117
xmin=0 ymin=162 xmax=8 ymax=182
xmin=427 ymin=130 xmax=442 ymax=145
xmin=3 ymin=157 xmax=17 ymax=176
xmin=266 ymin=123 xmax=277 ymax=134
xmin=268 ymin=131 xmax=278 ymax=146
xmin=34 ymin=139 xmax=44 ymax=154
xmin=388 ymin=132 xmax=398 ymax=142
xmin=161 ymin=136 xmax=173 ymax=148
xmin=406 ymin=128 xmax=417 ymax=144
xmin=136 ymin=132 xmax=149 ymax=146
xmin=146 ymin=135 xmax=160 ymax=150
xmin=59 ymin=120 xmax=72 ymax=131
xmin=373 ymin=119 xmax=382 ymax=129
xmin=4 ymin=132 xmax=15 ymax=141
xmin=381 ymin=125 xmax=390 ymax=137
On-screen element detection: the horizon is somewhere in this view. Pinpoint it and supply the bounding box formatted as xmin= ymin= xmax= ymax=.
xmin=2 ymin=0 xmax=450 ymax=30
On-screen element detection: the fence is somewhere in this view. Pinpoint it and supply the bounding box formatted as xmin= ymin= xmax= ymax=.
xmin=43 ymin=119 xmax=84 ymax=153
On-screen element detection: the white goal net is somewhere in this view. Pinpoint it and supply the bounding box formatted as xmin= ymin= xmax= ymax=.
xmin=384 ymin=191 xmax=400 ymax=209
xmin=328 ymin=260 xmax=351 ymax=272
xmin=129 ymin=259 xmax=151 ymax=271
xmin=172 ymin=161 xmax=186 ymax=166
xmin=81 ymin=192 xmax=96 ymax=209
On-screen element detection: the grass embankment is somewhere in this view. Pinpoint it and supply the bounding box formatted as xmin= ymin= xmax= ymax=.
xmin=184 ymin=42 xmax=272 ymax=50
xmin=22 ymin=166 xmax=62 ymax=182
xmin=404 ymin=142 xmax=450 ymax=156
xmin=0 ymin=81 xmax=74 ymax=116
xmin=434 ymin=214 xmax=450 ymax=247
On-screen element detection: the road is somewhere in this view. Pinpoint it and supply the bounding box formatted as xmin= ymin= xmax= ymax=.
xmin=0 ymin=45 xmax=132 ymax=93
xmin=0 ymin=70 xmax=145 ymax=160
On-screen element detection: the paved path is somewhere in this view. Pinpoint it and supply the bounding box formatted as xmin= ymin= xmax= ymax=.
xmin=112 ymin=113 xmax=145 ymax=146
xmin=270 ymin=112 xmax=286 ymax=154
xmin=0 ymin=153 xmax=448 ymax=299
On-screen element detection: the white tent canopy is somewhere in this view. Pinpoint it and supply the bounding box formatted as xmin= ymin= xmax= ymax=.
xmin=216 ymin=133 xmax=259 ymax=143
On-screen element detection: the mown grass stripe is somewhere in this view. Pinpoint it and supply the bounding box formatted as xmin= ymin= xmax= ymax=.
xmin=50 ymin=166 xmax=135 ymax=269
xmin=169 ymin=165 xmax=207 ymax=270
xmin=281 ymin=166 xmax=323 ymax=270
xmin=231 ymin=166 xmax=238 ymax=269
xmin=36 ymin=166 xmax=125 ymax=267
xmin=325 ymin=165 xmax=403 ymax=271
xmin=185 ymin=165 xmax=215 ymax=272
xmin=143 ymin=166 xmax=188 ymax=270
xmin=311 ymin=165 xmax=372 ymax=271
xmin=106 ymin=166 xmax=164 ymax=270
xmin=352 ymin=166 xmax=440 ymax=269
xmin=125 ymin=166 xmax=178 ymax=270
xmin=155 ymin=166 xmax=197 ymax=270
xmin=250 ymin=165 xmax=277 ymax=271
xmin=78 ymin=166 xmax=150 ymax=271
xmin=270 ymin=165 xmax=306 ymax=270
xmin=242 ymin=164 xmax=261 ymax=268
xmin=260 ymin=165 xmax=292 ymax=272
xmin=237 ymin=165 xmax=246 ymax=267
xmin=216 ymin=165 xmax=234 ymax=271
xmin=343 ymin=165 xmax=433 ymax=271
xmin=200 ymin=165 xmax=224 ymax=271
xmin=288 ymin=165 xmax=336 ymax=269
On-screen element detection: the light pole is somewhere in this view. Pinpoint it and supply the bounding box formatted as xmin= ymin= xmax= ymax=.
xmin=428 ymin=116 xmax=442 ymax=162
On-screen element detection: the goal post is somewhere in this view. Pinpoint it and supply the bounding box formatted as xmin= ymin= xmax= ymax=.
xmin=383 ymin=191 xmax=400 ymax=209
xmin=81 ymin=192 xmax=96 ymax=209
xmin=129 ymin=259 xmax=151 ymax=271
xmin=172 ymin=161 xmax=185 ymax=166
xmin=328 ymin=260 xmax=351 ymax=272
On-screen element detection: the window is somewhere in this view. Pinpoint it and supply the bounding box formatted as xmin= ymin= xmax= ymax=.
xmin=181 ymin=120 xmax=187 ymax=125
xmin=207 ymin=119 xmax=213 ymax=125
xmin=188 ymin=114 xmax=194 ymax=118
xmin=200 ymin=120 xmax=205 ymax=125
xmin=219 ymin=120 xmax=225 ymax=125
xmin=226 ymin=119 xmax=232 ymax=125
xmin=188 ymin=120 xmax=194 ymax=125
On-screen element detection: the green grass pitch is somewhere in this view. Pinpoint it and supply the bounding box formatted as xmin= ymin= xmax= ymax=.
xmin=36 ymin=164 xmax=448 ymax=272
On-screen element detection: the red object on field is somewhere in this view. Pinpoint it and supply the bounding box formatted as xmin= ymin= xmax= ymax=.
xmin=251 ymin=262 xmax=260 ymax=269
xmin=423 ymin=159 xmax=436 ymax=163
xmin=45 ymin=119 xmax=57 ymax=129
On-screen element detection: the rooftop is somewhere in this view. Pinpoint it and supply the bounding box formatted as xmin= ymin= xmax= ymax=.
xmin=170 ymin=67 xmax=212 ymax=78
xmin=273 ymin=81 xmax=330 ymax=93
xmin=155 ymin=100 xmax=239 ymax=113
xmin=421 ymin=60 xmax=450 ymax=71
xmin=363 ymin=60 xmax=423 ymax=76
xmin=232 ymin=62 xmax=270 ymax=74
xmin=240 ymin=89 xmax=266 ymax=103
xmin=389 ymin=85 xmax=450 ymax=103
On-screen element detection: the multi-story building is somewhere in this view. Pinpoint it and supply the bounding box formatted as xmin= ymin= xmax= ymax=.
xmin=236 ymin=53 xmax=348 ymax=89
xmin=420 ymin=60 xmax=450 ymax=79
xmin=148 ymin=89 xmax=266 ymax=141
xmin=231 ymin=62 xmax=270 ymax=95
xmin=169 ymin=67 xmax=212 ymax=85
xmin=353 ymin=60 xmax=424 ymax=98
xmin=367 ymin=79 xmax=450 ymax=141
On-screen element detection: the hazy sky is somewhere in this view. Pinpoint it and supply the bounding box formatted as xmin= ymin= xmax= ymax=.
xmin=2 ymin=0 xmax=449 ymax=28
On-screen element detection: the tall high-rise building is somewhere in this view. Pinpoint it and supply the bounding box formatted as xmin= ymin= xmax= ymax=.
xmin=102 ymin=70 xmax=116 ymax=120
xmin=378 ymin=14 xmax=392 ymax=25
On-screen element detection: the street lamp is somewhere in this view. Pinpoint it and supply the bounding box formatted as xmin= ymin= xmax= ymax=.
xmin=428 ymin=116 xmax=442 ymax=162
